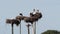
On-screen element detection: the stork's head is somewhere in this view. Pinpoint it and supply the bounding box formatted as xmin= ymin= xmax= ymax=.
xmin=19 ymin=13 xmax=23 ymax=16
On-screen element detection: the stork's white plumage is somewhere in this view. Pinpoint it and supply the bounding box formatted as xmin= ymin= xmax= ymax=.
xmin=30 ymin=9 xmax=40 ymax=14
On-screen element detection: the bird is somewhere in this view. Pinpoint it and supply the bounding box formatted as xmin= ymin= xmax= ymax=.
xmin=6 ymin=19 xmax=20 ymax=34
xmin=6 ymin=19 xmax=20 ymax=26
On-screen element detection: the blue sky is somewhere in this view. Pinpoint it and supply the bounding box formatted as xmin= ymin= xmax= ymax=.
xmin=0 ymin=0 xmax=60 ymax=34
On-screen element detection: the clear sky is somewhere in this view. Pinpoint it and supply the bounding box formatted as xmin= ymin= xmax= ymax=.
xmin=0 ymin=0 xmax=60 ymax=34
